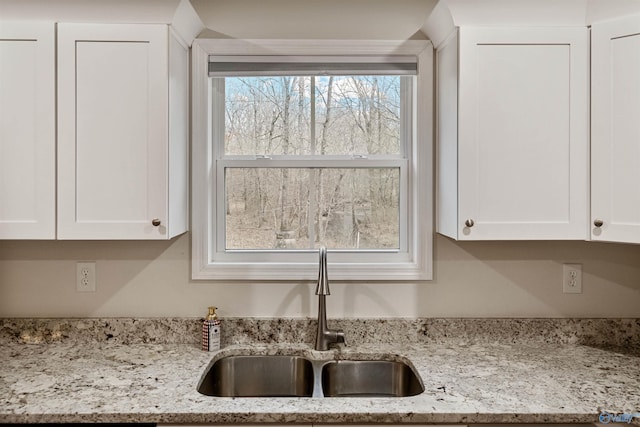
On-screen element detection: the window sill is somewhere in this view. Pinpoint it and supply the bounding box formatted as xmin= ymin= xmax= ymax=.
xmin=191 ymin=259 xmax=432 ymax=281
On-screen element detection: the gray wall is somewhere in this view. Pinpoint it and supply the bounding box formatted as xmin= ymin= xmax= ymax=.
xmin=1 ymin=234 xmax=639 ymax=318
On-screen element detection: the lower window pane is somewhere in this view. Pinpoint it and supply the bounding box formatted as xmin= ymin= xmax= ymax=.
xmin=225 ymin=168 xmax=400 ymax=250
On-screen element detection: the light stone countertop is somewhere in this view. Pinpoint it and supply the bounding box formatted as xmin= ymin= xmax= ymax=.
xmin=1 ymin=339 xmax=639 ymax=425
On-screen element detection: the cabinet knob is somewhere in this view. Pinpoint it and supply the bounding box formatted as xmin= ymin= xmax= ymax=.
xmin=152 ymin=218 xmax=161 ymax=227
xmin=593 ymin=219 xmax=604 ymax=228
xmin=464 ymin=219 xmax=474 ymax=228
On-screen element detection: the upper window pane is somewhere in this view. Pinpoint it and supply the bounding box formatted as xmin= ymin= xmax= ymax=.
xmin=223 ymin=76 xmax=403 ymax=156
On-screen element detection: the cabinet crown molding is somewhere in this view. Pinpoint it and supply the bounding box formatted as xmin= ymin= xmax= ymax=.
xmin=0 ymin=0 xmax=204 ymax=45
xmin=422 ymin=0 xmax=640 ymax=49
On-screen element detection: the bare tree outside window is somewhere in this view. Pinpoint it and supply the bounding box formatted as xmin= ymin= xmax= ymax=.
xmin=222 ymin=75 xmax=403 ymax=250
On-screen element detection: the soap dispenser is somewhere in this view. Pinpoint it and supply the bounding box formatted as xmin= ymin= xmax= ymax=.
xmin=202 ymin=306 xmax=221 ymax=352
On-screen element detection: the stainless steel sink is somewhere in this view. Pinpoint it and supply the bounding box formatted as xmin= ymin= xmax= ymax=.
xmin=197 ymin=354 xmax=424 ymax=398
xmin=197 ymin=355 xmax=314 ymax=397
xmin=321 ymin=360 xmax=424 ymax=397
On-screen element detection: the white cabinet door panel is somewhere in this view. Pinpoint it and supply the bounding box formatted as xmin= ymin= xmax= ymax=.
xmin=58 ymin=23 xmax=169 ymax=239
xmin=74 ymin=41 xmax=156 ymax=222
xmin=474 ymin=45 xmax=570 ymax=223
xmin=456 ymin=27 xmax=589 ymax=240
xmin=0 ymin=22 xmax=55 ymax=239
xmin=592 ymin=15 xmax=640 ymax=243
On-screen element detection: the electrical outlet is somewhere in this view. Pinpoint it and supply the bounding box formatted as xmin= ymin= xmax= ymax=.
xmin=77 ymin=262 xmax=96 ymax=292
xmin=562 ymin=263 xmax=582 ymax=294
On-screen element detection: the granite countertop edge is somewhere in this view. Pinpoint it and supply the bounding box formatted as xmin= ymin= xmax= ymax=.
xmin=0 ymin=413 xmax=604 ymax=425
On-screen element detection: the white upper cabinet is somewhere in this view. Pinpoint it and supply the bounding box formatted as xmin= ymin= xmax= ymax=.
xmin=591 ymin=15 xmax=640 ymax=244
xmin=57 ymin=23 xmax=189 ymax=239
xmin=0 ymin=23 xmax=56 ymax=239
xmin=436 ymin=27 xmax=589 ymax=240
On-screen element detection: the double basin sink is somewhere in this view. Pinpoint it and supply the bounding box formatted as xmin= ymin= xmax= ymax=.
xmin=197 ymin=354 xmax=424 ymax=398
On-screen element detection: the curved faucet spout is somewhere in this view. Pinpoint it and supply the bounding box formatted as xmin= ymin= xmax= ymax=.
xmin=314 ymin=246 xmax=345 ymax=351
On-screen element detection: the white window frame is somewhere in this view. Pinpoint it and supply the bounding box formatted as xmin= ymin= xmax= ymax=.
xmin=192 ymin=39 xmax=433 ymax=281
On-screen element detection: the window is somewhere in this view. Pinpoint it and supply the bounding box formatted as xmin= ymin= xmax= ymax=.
xmin=217 ymin=74 xmax=408 ymax=251
xmin=192 ymin=40 xmax=433 ymax=281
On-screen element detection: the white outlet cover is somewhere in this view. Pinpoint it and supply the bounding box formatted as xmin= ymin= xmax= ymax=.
xmin=562 ymin=263 xmax=582 ymax=294
xmin=76 ymin=262 xmax=96 ymax=292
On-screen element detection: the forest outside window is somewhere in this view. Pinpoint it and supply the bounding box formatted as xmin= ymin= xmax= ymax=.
xmin=219 ymin=74 xmax=407 ymax=252
xmin=191 ymin=40 xmax=433 ymax=281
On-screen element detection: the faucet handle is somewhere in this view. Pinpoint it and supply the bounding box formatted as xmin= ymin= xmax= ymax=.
xmin=336 ymin=330 xmax=346 ymax=346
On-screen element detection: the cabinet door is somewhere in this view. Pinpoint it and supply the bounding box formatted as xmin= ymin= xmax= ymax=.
xmin=0 ymin=22 xmax=55 ymax=239
xmin=457 ymin=27 xmax=589 ymax=240
xmin=58 ymin=23 xmax=169 ymax=239
xmin=591 ymin=15 xmax=640 ymax=243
